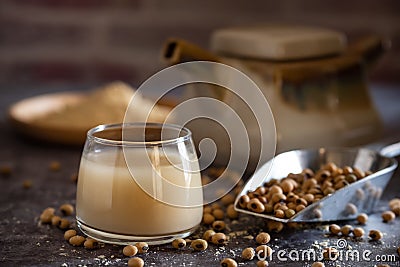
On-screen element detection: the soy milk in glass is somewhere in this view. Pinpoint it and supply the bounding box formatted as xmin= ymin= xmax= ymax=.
xmin=76 ymin=123 xmax=203 ymax=245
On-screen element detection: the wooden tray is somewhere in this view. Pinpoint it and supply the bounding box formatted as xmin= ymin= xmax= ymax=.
xmin=8 ymin=91 xmax=176 ymax=146
xmin=8 ymin=92 xmax=89 ymax=145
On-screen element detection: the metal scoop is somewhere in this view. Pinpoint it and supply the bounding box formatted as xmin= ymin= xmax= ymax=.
xmin=234 ymin=143 xmax=400 ymax=223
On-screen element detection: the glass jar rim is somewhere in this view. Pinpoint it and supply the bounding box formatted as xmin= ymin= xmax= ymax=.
xmin=87 ymin=122 xmax=192 ymax=147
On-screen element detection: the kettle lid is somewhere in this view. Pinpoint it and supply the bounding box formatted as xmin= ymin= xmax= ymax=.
xmin=211 ymin=25 xmax=347 ymax=61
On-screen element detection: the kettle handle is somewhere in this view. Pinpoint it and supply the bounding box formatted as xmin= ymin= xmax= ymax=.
xmin=162 ymin=38 xmax=221 ymax=65
xmin=161 ymin=38 xmax=228 ymax=101
xmin=348 ymin=35 xmax=390 ymax=69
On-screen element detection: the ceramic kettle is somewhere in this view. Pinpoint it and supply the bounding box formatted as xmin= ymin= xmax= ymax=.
xmin=162 ymin=25 xmax=387 ymax=172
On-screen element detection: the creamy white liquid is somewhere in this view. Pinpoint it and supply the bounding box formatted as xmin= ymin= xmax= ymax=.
xmin=76 ymin=149 xmax=203 ymax=235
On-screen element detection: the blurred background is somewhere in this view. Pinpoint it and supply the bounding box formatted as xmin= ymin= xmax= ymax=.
xmin=0 ymin=0 xmax=399 ymax=88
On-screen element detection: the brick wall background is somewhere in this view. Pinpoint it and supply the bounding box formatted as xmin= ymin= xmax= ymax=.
xmin=0 ymin=0 xmax=399 ymax=88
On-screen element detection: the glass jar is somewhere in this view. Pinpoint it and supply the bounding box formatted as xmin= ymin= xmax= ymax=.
xmin=76 ymin=123 xmax=203 ymax=245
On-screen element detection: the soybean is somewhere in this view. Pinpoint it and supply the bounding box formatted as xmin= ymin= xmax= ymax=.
xmin=269 ymin=185 xmax=283 ymax=195
xmin=128 ymin=257 xmax=144 ymax=267
xmin=345 ymin=174 xmax=357 ymax=183
xmin=220 ymin=194 xmax=235 ymax=206
xmin=271 ymin=193 xmax=286 ymax=204
xmin=264 ymin=203 xmax=274 ymax=213
xmin=0 ymin=165 xmax=12 ymax=176
xmin=389 ymin=198 xmax=400 ymax=216
xmin=369 ymin=229 xmax=383 ymax=241
xmin=49 ymin=161 xmax=61 ymax=171
xmin=296 ymin=198 xmax=307 ymax=206
xmin=353 ymin=227 xmax=364 ymax=238
xmin=51 ymin=216 xmax=61 ymax=226
xmin=391 ymin=205 xmax=400 ymax=216
xmin=287 ymin=192 xmax=298 ymax=202
xmin=345 ymin=203 xmax=358 ymax=215
xmin=389 ymin=198 xmax=400 ymax=209
xmin=212 ymin=209 xmax=225 ymax=220
xmin=212 ymin=220 xmax=226 ymax=231
xmin=329 ymin=224 xmax=341 ymax=235
xmin=226 ymin=204 xmax=238 ymax=219
xmin=295 ymin=204 xmax=306 ymax=212
xmin=191 ymin=239 xmax=208 ymax=251
xmin=357 ymin=213 xmax=368 ymax=224
xmin=203 ymin=206 xmax=213 ymax=214
xmin=247 ymin=198 xmax=265 ymax=213
xmin=211 ymin=200 xmax=221 ymax=207
xmin=332 ymin=168 xmax=343 ymax=177
xmin=313 ymin=209 xmax=322 ymax=218
xmin=58 ymin=218 xmax=70 ymax=230
xmin=317 ymin=170 xmax=331 ymax=180
xmin=280 ymin=180 xmax=294 ymax=193
xmin=84 ymin=238 xmax=98 ymax=249
xmin=39 ymin=207 xmax=55 ymax=224
xmin=341 ymin=225 xmax=353 ymax=236
xmin=172 ymin=238 xmax=186 ymax=249
xmin=323 ymin=187 xmax=335 ymax=196
xmin=287 ymin=202 xmax=297 ymax=210
xmin=267 ymin=221 xmax=284 ymax=233
xmin=285 ymin=209 xmax=296 ymax=218
xmin=343 ymin=166 xmax=353 ymax=174
xmin=202 ymin=229 xmax=215 ymax=242
xmin=255 ymin=232 xmax=271 ymax=244
xmin=64 ymin=229 xmax=77 ymax=241
xmin=69 ymin=235 xmax=85 ymax=246
xmin=135 ymin=242 xmax=149 ymax=253
xmin=353 ymin=168 xmax=365 ymax=179
xmin=324 ymin=162 xmax=337 ymax=172
xmin=203 ymin=213 xmax=215 ymax=225
xmin=303 ymin=194 xmax=314 ymax=203
xmin=123 ymin=245 xmax=138 ymax=256
xmin=59 ymin=204 xmax=74 ymax=216
xmin=381 ymin=211 xmax=395 ymax=222
xmin=255 ymin=186 xmax=267 ymax=196
xmin=22 ymin=179 xmax=32 ymax=189
xmin=238 ymin=195 xmax=250 ymax=208
xmin=241 ymin=247 xmax=255 ymax=260
xmin=211 ymin=232 xmax=227 ymax=245
xmin=301 ymin=168 xmax=314 ymax=178
xmin=256 ymin=260 xmax=269 ymax=267
xmin=274 ymin=209 xmax=285 ymax=219
xmin=220 ymin=258 xmax=237 ymax=267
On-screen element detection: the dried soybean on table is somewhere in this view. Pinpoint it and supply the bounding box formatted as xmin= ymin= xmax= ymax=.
xmin=1 ymin=84 xmax=400 ymax=267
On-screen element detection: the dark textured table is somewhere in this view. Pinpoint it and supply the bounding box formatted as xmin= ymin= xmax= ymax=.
xmin=1 ymin=84 xmax=400 ymax=267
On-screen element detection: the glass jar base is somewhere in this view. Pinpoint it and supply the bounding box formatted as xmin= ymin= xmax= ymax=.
xmin=77 ymin=220 xmax=198 ymax=245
